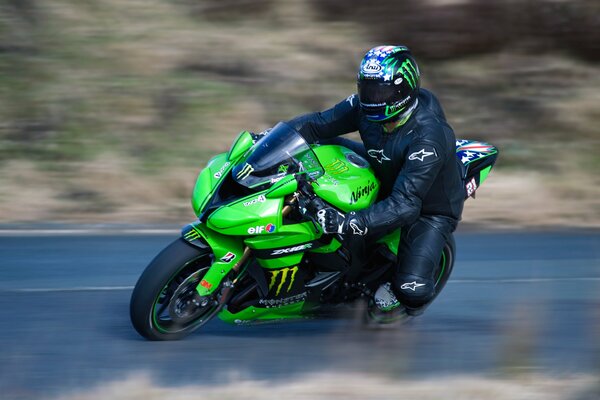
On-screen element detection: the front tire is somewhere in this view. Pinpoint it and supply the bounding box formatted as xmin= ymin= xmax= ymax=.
xmin=130 ymin=238 xmax=218 ymax=340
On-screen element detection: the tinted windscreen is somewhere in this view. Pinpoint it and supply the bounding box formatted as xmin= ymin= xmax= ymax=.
xmin=232 ymin=122 xmax=323 ymax=189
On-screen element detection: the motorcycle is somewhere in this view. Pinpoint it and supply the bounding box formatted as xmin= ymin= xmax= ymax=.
xmin=130 ymin=122 xmax=498 ymax=340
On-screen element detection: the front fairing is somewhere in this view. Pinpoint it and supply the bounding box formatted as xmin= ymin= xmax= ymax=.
xmin=232 ymin=122 xmax=324 ymax=190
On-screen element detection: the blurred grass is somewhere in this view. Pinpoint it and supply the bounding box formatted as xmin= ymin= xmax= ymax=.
xmin=0 ymin=0 xmax=598 ymax=226
xmin=54 ymin=372 xmax=599 ymax=400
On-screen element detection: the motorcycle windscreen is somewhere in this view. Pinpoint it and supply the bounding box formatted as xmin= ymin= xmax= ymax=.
xmin=232 ymin=122 xmax=324 ymax=189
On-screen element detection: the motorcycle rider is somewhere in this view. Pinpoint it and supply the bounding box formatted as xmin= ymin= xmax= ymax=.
xmin=284 ymin=45 xmax=465 ymax=320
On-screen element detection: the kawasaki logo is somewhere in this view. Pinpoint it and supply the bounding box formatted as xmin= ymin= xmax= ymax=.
xmin=350 ymin=181 xmax=376 ymax=204
xmin=270 ymin=243 xmax=313 ymax=256
xmin=268 ymin=266 xmax=299 ymax=296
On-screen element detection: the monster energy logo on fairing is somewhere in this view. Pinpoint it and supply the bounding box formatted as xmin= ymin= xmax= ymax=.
xmin=236 ymin=163 xmax=254 ymax=180
xmin=324 ymin=158 xmax=349 ymax=175
xmin=397 ymin=59 xmax=419 ymax=89
xmin=183 ymin=228 xmax=201 ymax=241
xmin=268 ymin=266 xmax=298 ymax=296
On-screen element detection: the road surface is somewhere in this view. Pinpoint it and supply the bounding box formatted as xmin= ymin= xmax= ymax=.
xmin=0 ymin=230 xmax=598 ymax=399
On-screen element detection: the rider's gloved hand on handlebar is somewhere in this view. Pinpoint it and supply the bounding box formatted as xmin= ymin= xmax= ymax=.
xmin=315 ymin=207 xmax=368 ymax=236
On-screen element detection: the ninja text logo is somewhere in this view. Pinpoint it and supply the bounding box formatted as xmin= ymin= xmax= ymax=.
xmin=350 ymin=181 xmax=376 ymax=204
xmin=268 ymin=266 xmax=299 ymax=296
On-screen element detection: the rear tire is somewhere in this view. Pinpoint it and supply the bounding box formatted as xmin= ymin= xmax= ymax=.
xmin=130 ymin=238 xmax=218 ymax=341
xmin=365 ymin=238 xmax=455 ymax=325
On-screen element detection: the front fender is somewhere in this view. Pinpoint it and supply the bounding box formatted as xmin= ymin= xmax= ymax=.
xmin=181 ymin=221 xmax=244 ymax=296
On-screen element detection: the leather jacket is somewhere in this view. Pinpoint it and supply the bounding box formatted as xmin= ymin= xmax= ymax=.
xmin=287 ymin=89 xmax=464 ymax=235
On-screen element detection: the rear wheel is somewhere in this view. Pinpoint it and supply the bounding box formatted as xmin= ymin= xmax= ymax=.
xmin=365 ymin=238 xmax=455 ymax=325
xmin=432 ymin=238 xmax=455 ymax=294
xmin=130 ymin=238 xmax=219 ymax=340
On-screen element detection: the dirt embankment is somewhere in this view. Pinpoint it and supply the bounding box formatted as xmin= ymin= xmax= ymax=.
xmin=0 ymin=0 xmax=598 ymax=228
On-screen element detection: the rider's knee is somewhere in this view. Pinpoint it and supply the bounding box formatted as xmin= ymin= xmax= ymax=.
xmin=392 ymin=272 xmax=435 ymax=309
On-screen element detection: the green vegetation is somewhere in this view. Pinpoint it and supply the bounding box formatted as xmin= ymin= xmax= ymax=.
xmin=0 ymin=0 xmax=598 ymax=226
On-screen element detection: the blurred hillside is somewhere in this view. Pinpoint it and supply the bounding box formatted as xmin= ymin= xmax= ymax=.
xmin=0 ymin=0 xmax=598 ymax=227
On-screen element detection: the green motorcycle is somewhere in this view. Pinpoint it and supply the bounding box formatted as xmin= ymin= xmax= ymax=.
xmin=130 ymin=122 xmax=498 ymax=340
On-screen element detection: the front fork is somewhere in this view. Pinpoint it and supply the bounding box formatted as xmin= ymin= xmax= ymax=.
xmin=182 ymin=195 xmax=299 ymax=298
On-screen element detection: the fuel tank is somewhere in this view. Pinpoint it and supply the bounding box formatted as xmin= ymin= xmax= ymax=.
xmin=312 ymin=145 xmax=379 ymax=213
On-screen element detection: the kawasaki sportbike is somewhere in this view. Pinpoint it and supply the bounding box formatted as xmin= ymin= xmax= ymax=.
xmin=130 ymin=122 xmax=497 ymax=340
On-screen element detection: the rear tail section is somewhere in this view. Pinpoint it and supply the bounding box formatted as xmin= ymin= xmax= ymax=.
xmin=456 ymin=139 xmax=498 ymax=199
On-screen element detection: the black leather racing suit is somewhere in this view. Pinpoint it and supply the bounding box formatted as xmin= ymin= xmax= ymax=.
xmin=287 ymin=89 xmax=465 ymax=309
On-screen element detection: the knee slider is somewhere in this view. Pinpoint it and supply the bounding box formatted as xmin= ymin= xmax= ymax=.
xmin=393 ymin=272 xmax=435 ymax=309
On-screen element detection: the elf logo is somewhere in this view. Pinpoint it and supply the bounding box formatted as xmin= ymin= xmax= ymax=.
xmin=247 ymin=223 xmax=276 ymax=234
xmin=270 ymin=243 xmax=313 ymax=256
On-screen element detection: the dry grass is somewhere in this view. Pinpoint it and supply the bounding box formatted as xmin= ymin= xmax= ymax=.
xmin=1 ymin=0 xmax=599 ymax=228
xmin=54 ymin=372 xmax=598 ymax=400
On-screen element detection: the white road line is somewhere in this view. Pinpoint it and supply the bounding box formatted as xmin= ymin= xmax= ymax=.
xmin=0 ymin=229 xmax=179 ymax=236
xmin=450 ymin=277 xmax=600 ymax=284
xmin=6 ymin=286 xmax=134 ymax=293
xmin=3 ymin=277 xmax=600 ymax=293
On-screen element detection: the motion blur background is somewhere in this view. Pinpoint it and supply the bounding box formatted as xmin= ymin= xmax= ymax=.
xmin=1 ymin=0 xmax=598 ymax=228
xmin=1 ymin=1 xmax=600 ymax=399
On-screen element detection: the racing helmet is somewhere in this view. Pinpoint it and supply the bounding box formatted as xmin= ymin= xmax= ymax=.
xmin=357 ymin=45 xmax=420 ymax=123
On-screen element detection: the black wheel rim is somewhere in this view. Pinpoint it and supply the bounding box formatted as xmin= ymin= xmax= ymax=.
xmin=151 ymin=254 xmax=218 ymax=334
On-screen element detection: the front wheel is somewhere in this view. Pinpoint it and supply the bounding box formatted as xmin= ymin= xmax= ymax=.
xmin=130 ymin=238 xmax=219 ymax=340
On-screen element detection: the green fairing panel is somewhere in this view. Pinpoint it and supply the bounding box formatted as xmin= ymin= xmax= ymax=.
xmin=192 ymin=153 xmax=230 ymax=216
xmin=255 ymin=254 xmax=305 ymax=269
xmin=312 ymin=145 xmax=379 ymax=212
xmin=218 ymin=302 xmax=306 ymax=324
xmin=377 ymin=229 xmax=401 ymax=256
xmin=244 ymin=221 xmax=318 ymax=249
xmin=228 ymin=130 xmax=254 ymax=161
xmin=479 ymin=165 xmax=492 ymax=184
xmin=182 ymin=221 xmax=244 ymax=296
xmin=207 ymin=191 xmax=280 ymax=235
xmin=308 ymin=237 xmax=341 ymax=253
xmin=245 ymin=221 xmax=319 ymax=269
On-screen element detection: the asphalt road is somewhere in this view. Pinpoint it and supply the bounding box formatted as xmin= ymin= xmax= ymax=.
xmin=0 ymin=230 xmax=599 ymax=399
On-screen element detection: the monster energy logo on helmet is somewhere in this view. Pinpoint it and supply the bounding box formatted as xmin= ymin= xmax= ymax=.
xmin=357 ymin=45 xmax=420 ymax=123
xmin=396 ymin=59 xmax=419 ymax=89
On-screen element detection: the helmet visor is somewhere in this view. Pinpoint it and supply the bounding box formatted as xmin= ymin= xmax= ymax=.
xmin=357 ymin=80 xmax=400 ymax=107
